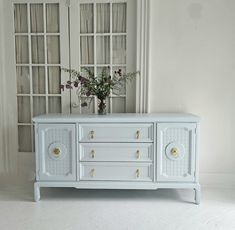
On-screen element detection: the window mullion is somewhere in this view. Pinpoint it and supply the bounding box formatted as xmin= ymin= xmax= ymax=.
xmin=93 ymin=2 xmax=97 ymax=114
xmin=110 ymin=2 xmax=113 ymax=113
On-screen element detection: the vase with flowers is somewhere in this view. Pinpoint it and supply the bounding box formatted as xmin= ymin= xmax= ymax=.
xmin=61 ymin=67 xmax=139 ymax=115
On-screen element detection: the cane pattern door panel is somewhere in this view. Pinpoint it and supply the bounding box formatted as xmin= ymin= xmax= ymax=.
xmin=38 ymin=124 xmax=76 ymax=181
xmin=157 ymin=123 xmax=196 ymax=182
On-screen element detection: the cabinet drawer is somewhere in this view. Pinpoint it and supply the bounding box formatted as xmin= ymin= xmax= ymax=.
xmin=79 ymin=123 xmax=153 ymax=142
xmin=79 ymin=143 xmax=153 ymax=162
xmin=80 ymin=162 xmax=153 ymax=181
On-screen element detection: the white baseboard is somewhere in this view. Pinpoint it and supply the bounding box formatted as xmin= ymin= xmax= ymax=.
xmin=200 ymin=173 xmax=235 ymax=188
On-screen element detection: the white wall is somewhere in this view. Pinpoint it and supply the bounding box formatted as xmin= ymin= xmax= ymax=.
xmin=149 ymin=0 xmax=235 ymax=174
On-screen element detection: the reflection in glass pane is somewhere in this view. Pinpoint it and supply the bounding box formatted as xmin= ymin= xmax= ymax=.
xmin=15 ymin=36 xmax=29 ymax=64
xmin=48 ymin=67 xmax=61 ymax=94
xmin=30 ymin=4 xmax=44 ymax=33
xmin=81 ymin=97 xmax=94 ymax=114
xmin=113 ymin=36 xmax=126 ymax=64
xmin=112 ymin=67 xmax=126 ymax=95
xmin=97 ymin=36 xmax=110 ymax=64
xmin=32 ymin=67 xmax=45 ymax=94
xmin=96 ymin=67 xmax=110 ymax=81
xmin=31 ymin=36 xmax=45 ymax=64
xmin=48 ymin=97 xmax=61 ymax=113
xmin=112 ymin=97 xmax=125 ymax=113
xmin=18 ymin=96 xmax=31 ymax=123
xmin=14 ymin=4 xmax=28 ymax=33
xmin=33 ymin=96 xmax=46 ymax=116
xmin=46 ymin=4 xmax=59 ymax=33
xmin=81 ymin=66 xmax=94 ymax=76
xmin=80 ymin=4 xmax=93 ymax=33
xmin=96 ymin=3 xmax=110 ymax=33
xmin=18 ymin=126 xmax=32 ymax=152
xmin=112 ymin=3 xmax=127 ymax=33
xmin=80 ymin=36 xmax=94 ymax=64
xmin=47 ymin=36 xmax=60 ymax=64
xmin=16 ymin=67 xmax=30 ymax=94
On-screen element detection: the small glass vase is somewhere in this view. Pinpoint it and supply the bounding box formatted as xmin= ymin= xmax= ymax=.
xmin=97 ymin=98 xmax=106 ymax=115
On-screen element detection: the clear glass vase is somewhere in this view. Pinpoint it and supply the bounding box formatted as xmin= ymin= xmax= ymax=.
xmin=98 ymin=98 xmax=106 ymax=115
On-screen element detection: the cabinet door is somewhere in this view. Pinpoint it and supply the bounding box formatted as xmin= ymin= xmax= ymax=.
xmin=38 ymin=124 xmax=76 ymax=181
xmin=157 ymin=123 xmax=197 ymax=182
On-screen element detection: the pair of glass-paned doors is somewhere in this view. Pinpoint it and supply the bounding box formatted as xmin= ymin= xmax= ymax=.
xmin=14 ymin=0 xmax=137 ymax=153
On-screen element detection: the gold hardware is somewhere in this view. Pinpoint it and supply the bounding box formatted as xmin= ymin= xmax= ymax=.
xmin=90 ymin=130 xmax=95 ymax=139
xmin=90 ymin=168 xmax=95 ymax=177
xmin=136 ymin=130 xmax=140 ymax=139
xmin=91 ymin=150 xmax=95 ymax=159
xmin=136 ymin=169 xmax=140 ymax=178
xmin=53 ymin=148 xmax=60 ymax=156
xmin=136 ymin=150 xmax=140 ymax=159
xmin=171 ymin=147 xmax=179 ymax=157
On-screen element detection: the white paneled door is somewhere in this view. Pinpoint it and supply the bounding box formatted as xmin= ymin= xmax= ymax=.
xmin=11 ymin=0 xmax=137 ymax=154
xmin=13 ymin=1 xmax=69 ymax=154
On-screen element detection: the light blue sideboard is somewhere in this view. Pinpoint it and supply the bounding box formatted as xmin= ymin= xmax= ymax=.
xmin=33 ymin=113 xmax=200 ymax=204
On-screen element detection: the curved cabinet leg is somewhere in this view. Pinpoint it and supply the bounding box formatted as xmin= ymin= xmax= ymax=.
xmin=34 ymin=183 xmax=40 ymax=202
xmin=194 ymin=185 xmax=201 ymax=205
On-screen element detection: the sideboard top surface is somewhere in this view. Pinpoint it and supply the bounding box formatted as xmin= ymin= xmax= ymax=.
xmin=33 ymin=113 xmax=200 ymax=123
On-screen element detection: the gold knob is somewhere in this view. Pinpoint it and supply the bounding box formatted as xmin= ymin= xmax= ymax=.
xmin=90 ymin=168 xmax=95 ymax=177
xmin=136 ymin=150 xmax=140 ymax=159
xmin=171 ymin=147 xmax=179 ymax=157
xmin=53 ymin=148 xmax=60 ymax=156
xmin=136 ymin=130 xmax=140 ymax=139
xmin=136 ymin=169 xmax=140 ymax=178
xmin=91 ymin=150 xmax=95 ymax=159
xmin=90 ymin=130 xmax=95 ymax=139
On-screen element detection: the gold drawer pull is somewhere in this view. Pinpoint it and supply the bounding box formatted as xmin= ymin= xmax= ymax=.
xmin=136 ymin=150 xmax=140 ymax=159
xmin=90 ymin=150 xmax=95 ymax=159
xmin=171 ymin=147 xmax=179 ymax=157
xmin=53 ymin=148 xmax=61 ymax=156
xmin=90 ymin=168 xmax=95 ymax=177
xmin=136 ymin=130 xmax=140 ymax=139
xmin=90 ymin=130 xmax=95 ymax=139
xmin=136 ymin=169 xmax=140 ymax=178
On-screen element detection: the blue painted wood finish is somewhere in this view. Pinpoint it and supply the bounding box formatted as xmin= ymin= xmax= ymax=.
xmin=33 ymin=113 xmax=200 ymax=204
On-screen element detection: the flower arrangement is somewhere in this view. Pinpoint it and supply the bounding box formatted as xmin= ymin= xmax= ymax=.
xmin=61 ymin=67 xmax=139 ymax=114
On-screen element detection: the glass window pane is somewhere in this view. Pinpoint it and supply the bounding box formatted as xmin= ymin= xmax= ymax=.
xmin=97 ymin=67 xmax=110 ymax=78
xmin=18 ymin=96 xmax=31 ymax=123
xmin=31 ymin=36 xmax=45 ymax=64
xmin=112 ymin=97 xmax=125 ymax=113
xmin=16 ymin=67 xmax=30 ymax=94
xmin=113 ymin=36 xmax=126 ymax=64
xmin=81 ymin=97 xmax=94 ymax=114
xmin=48 ymin=67 xmax=61 ymax=94
xmin=48 ymin=97 xmax=61 ymax=113
xmin=46 ymin=3 xmax=59 ymax=33
xmin=80 ymin=4 xmax=93 ymax=33
xmin=96 ymin=3 xmax=110 ymax=33
xmin=33 ymin=96 xmax=46 ymax=116
xmin=112 ymin=67 xmax=126 ymax=95
xmin=47 ymin=36 xmax=60 ymax=64
xmin=96 ymin=36 xmax=110 ymax=64
xmin=32 ymin=67 xmax=45 ymax=94
xmin=30 ymin=4 xmax=44 ymax=33
xmin=112 ymin=3 xmax=126 ymax=33
xmin=14 ymin=4 xmax=28 ymax=33
xmin=15 ymin=36 xmax=29 ymax=64
xmin=81 ymin=67 xmax=94 ymax=78
xmin=80 ymin=36 xmax=94 ymax=64
xmin=18 ymin=126 xmax=32 ymax=152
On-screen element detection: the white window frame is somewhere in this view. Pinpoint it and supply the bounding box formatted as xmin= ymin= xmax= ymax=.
xmin=69 ymin=0 xmax=137 ymax=114
xmin=70 ymin=0 xmax=150 ymax=113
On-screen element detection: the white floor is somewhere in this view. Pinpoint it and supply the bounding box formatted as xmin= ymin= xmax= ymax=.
xmin=0 ymin=183 xmax=235 ymax=230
